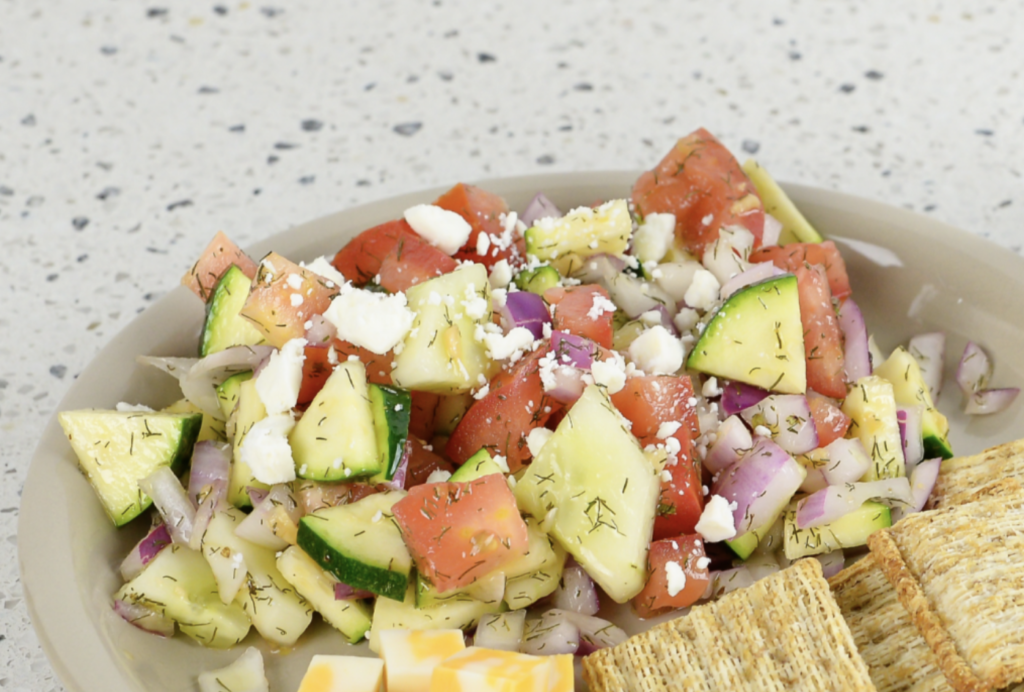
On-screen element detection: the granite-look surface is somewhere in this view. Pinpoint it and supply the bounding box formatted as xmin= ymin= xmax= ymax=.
xmin=2 ymin=0 xmax=1023 ymax=689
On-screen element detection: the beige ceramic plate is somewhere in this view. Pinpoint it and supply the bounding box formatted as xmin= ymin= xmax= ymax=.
xmin=20 ymin=172 xmax=1024 ymax=691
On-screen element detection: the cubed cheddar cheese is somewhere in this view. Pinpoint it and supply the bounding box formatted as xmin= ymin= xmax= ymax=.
xmin=296 ymin=655 xmax=383 ymax=692
xmin=379 ymin=628 xmax=467 ymax=692
xmin=430 ymin=647 xmax=574 ymax=692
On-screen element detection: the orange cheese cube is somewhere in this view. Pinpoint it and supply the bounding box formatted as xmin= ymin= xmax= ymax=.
xmin=296 ymin=655 xmax=383 ymax=692
xmin=379 ymin=628 xmax=466 ymax=692
xmin=429 ymin=647 xmax=574 ymax=692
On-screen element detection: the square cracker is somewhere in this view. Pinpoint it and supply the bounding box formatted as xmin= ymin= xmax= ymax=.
xmin=929 ymin=438 xmax=1024 ymax=509
xmin=867 ymin=488 xmax=1024 ymax=692
xmin=829 ymin=553 xmax=952 ymax=692
xmin=582 ymin=558 xmax=875 ymax=692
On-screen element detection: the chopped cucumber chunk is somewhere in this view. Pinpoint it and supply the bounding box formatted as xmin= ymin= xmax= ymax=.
xmin=276 ymin=546 xmax=372 ymax=643
xmin=843 ymin=375 xmax=906 ymax=480
xmin=229 ymin=377 xmax=269 ymax=507
xmin=524 ymin=199 xmax=632 ymax=262
xmin=741 ymin=159 xmax=824 ymax=245
xmin=873 ymin=346 xmax=953 ymax=460
xmin=783 ymin=501 xmax=891 ymax=560
xmin=368 ymin=384 xmax=412 ymax=485
xmin=200 ymin=264 xmax=266 ymax=356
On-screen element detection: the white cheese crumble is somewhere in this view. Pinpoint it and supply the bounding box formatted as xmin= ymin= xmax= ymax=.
xmin=371 ymin=510 xmax=384 ymax=523
xmin=701 ymin=376 xmax=722 ymax=398
xmin=476 ymin=230 xmax=491 ymax=257
xmin=628 ymin=325 xmax=684 ymax=375
xmin=660 ymin=469 xmax=673 ymax=483
xmin=473 ymin=383 xmax=490 ymax=400
xmin=286 ymin=273 xmax=303 ymax=290
xmin=656 ymin=421 xmax=682 ymax=440
xmin=426 ymin=469 xmax=453 ymax=484
xmin=115 ymin=402 xmax=154 ymax=412
xmin=255 ymin=337 xmax=307 ymax=415
xmin=665 ymin=560 xmax=687 ymax=597
xmin=462 ymin=284 xmax=489 ymax=320
xmin=489 ymin=259 xmax=513 ymax=289
xmin=587 ymin=293 xmax=617 ymax=321
xmin=631 ymin=212 xmax=676 ymax=264
xmin=290 ymin=293 xmax=304 ymax=307
xmin=526 ymin=427 xmax=554 ymax=457
xmin=695 ymin=494 xmax=737 ymax=542
xmin=639 ymin=310 xmax=664 ymax=327
xmin=492 ymin=454 xmax=510 ymax=473
xmin=301 ymin=256 xmax=346 ymax=287
xmin=403 ymin=204 xmax=472 ymax=255
xmin=239 ymin=413 xmax=297 ymax=484
xmin=481 ymin=326 xmax=535 ymax=361
xmin=323 ymin=284 xmax=414 ymax=355
xmin=684 ymin=269 xmax=721 ymax=312
xmin=696 ymin=556 xmax=711 ymax=570
xmin=754 ymin=425 xmax=772 ymax=438
xmin=591 ymin=351 xmax=627 ymax=394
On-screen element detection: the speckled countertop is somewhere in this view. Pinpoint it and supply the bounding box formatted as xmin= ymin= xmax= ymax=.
xmin=2 ymin=1 xmax=1023 ymax=689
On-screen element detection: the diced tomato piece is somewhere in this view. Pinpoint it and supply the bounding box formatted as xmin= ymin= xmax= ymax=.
xmin=392 ymin=474 xmax=530 ymax=592
xmin=795 ymin=264 xmax=847 ymax=399
xmin=331 ymin=219 xmax=417 ymax=285
xmin=410 ymin=392 xmax=441 ymax=441
xmin=611 ymin=374 xmax=700 ymax=442
xmin=808 ymin=394 xmax=851 ymax=447
xmin=240 ymin=252 xmax=339 ymax=348
xmin=639 ymin=432 xmax=703 ymax=540
xmin=633 ymin=535 xmax=710 ymax=618
xmin=405 ymin=437 xmax=455 ymax=488
xmin=378 ymin=232 xmax=458 ymax=292
xmin=181 ymin=231 xmax=258 ymax=303
xmin=330 ymin=339 xmax=394 ymax=386
xmin=545 ymin=285 xmax=614 ymax=349
xmin=632 ymin=128 xmax=764 ymax=257
xmin=446 ymin=348 xmax=558 ymax=473
xmin=749 ymin=240 xmax=852 ymax=301
xmin=297 ymin=345 xmax=332 ymax=409
xmin=434 ymin=183 xmax=522 ymax=269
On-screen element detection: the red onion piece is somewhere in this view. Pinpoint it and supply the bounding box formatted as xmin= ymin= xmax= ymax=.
xmin=545 ymin=366 xmax=587 ymax=404
xmin=795 ymin=478 xmax=913 ymax=529
xmin=383 ymin=441 xmax=411 ymax=491
xmin=761 ymin=213 xmax=783 ymax=247
xmin=551 ymin=560 xmax=600 ymax=616
xmin=713 ymin=437 xmax=805 ymax=535
xmin=474 ymin=611 xmax=526 ymax=652
xmin=703 ymin=415 xmax=753 ymax=474
xmin=965 ymin=387 xmax=1020 ymax=415
xmin=187 ymin=441 xmax=231 ymax=507
xmin=739 ymin=395 xmax=818 ymax=455
xmin=247 ymin=486 xmax=269 ymax=506
xmin=572 ymin=254 xmax=626 ymax=284
xmin=304 ymin=314 xmax=337 ymax=345
xmin=818 ymin=438 xmax=872 ymax=486
xmin=838 ymin=299 xmax=871 ymax=382
xmin=113 ymin=599 xmax=175 ymax=638
xmin=957 ymin=341 xmax=992 ymax=395
xmin=719 ymin=263 xmax=786 ymax=301
xmin=553 ymin=609 xmax=627 ymax=651
xmin=605 ymin=272 xmax=676 ymax=319
xmin=897 ymin=405 xmax=925 ymax=475
xmin=550 ymin=331 xmax=598 ymax=370
xmin=521 ymin=193 xmax=562 ymax=227
xmin=639 ymin=304 xmax=679 ymax=336
xmin=908 ymin=332 xmax=945 ymax=399
xmin=500 ymin=291 xmax=551 ymax=339
xmin=720 ymin=381 xmax=770 ymax=417
xmin=119 ymin=524 xmax=172 ymax=581
xmin=235 ymin=484 xmax=302 ymax=550
xmin=334 ymin=581 xmax=375 ymax=600
xmin=138 ymin=466 xmax=196 ymax=545
xmin=907 ymin=457 xmax=941 ymax=513
xmin=520 ymin=612 xmax=580 ymax=656
xmin=813 ymin=551 xmax=845 ymax=579
xmin=189 ymin=479 xmax=228 ymax=551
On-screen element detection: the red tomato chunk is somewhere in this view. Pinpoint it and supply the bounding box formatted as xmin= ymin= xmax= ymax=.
xmin=633 ymin=535 xmax=710 ymax=618
xmin=545 ymin=285 xmax=615 ymax=350
xmin=181 ymin=231 xmax=258 ymax=302
xmin=749 ymin=240 xmax=852 ymax=301
xmin=795 ymin=264 xmax=847 ymax=399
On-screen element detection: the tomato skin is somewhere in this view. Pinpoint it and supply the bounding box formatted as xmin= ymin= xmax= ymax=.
xmin=331 ymin=219 xmax=416 ymax=285
xmin=545 ymin=285 xmax=614 ymax=349
xmin=392 ymin=474 xmax=530 ymax=592
xmin=632 ymin=128 xmax=764 ymax=256
xmin=330 ymin=339 xmax=394 ymax=386
xmin=434 ymin=183 xmax=521 ymax=269
xmin=445 ymin=348 xmax=558 ymax=473
xmin=633 ymin=535 xmax=710 ymax=617
xmin=749 ymin=240 xmax=852 ymax=301
xmin=795 ymin=264 xmax=847 ymax=399
xmin=808 ymin=395 xmax=851 ymax=447
xmin=404 ymin=437 xmax=455 ymax=488
xmin=181 ymin=231 xmax=258 ymax=302
xmin=241 ymin=252 xmax=339 ymax=348
xmin=378 ymin=232 xmax=458 ymax=293
xmin=297 ymin=345 xmax=332 ymax=409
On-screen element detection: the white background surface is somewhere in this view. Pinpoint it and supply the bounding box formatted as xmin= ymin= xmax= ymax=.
xmin=2 ymin=0 xmax=1023 ymax=689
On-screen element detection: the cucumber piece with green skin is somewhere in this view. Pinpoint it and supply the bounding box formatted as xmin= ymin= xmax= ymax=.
xmin=450 ymin=449 xmax=504 ymax=482
xmin=872 ymin=346 xmax=953 ymax=460
xmin=501 ymin=517 xmax=567 ymax=609
xmin=290 ymin=360 xmax=381 ymax=481
xmin=200 ymin=264 xmax=266 ymax=356
xmin=368 ymin=583 xmax=505 ymax=654
xmin=216 ymin=371 xmax=252 ymax=419
xmin=514 ymin=265 xmax=561 ymax=295
xmin=368 ymin=384 xmax=412 ymax=485
xmin=229 ymin=377 xmax=269 ymax=508
xmin=686 ymin=275 xmax=807 ymax=395
xmin=415 ymin=569 xmax=506 ymax=609
xmin=58 ymin=410 xmax=202 ymax=526
xmin=513 ymin=385 xmax=659 ymax=603
xmin=115 ymin=544 xmax=251 ymax=648
xmin=842 ymin=375 xmax=906 ymax=480
xmin=297 ymin=492 xmax=412 ymax=602
xmin=276 ymin=546 xmax=373 ymax=643
xmin=162 ymin=398 xmax=225 ymax=443
xmin=524 ymin=199 xmax=632 ymax=262
xmin=783 ymin=501 xmax=892 ymax=560
xmin=726 ymin=512 xmax=780 ymax=560
xmin=741 ymin=159 xmax=824 ymax=245
xmin=433 ymin=392 xmax=474 ymax=436
xmin=202 ymin=507 xmax=313 ymax=645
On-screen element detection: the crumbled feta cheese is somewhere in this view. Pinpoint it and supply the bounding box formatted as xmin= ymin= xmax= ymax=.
xmin=695 ymin=494 xmax=737 ymax=542
xmin=526 ymin=427 xmax=553 ymax=457
xmin=674 ymin=307 xmax=700 ymax=334
xmin=290 ymin=293 xmax=304 ymax=307
xmin=462 ymin=283 xmax=489 ymax=320
xmin=684 ymin=269 xmax=721 ymax=312
xmin=476 ymin=231 xmax=491 ymax=257
xmin=631 ymin=212 xmax=676 ymax=264
xmin=639 ymin=310 xmax=664 ymax=327
xmin=115 ymin=402 xmax=154 ymax=412
xmin=660 ymin=469 xmax=673 ymax=483
xmin=285 ymin=273 xmax=303 ymax=290
xmin=240 ymin=414 xmax=297 ymax=484
xmin=754 ymin=425 xmax=772 ymax=438
xmin=665 ymin=560 xmax=687 ymax=597
xmin=255 ymin=338 xmax=307 ymax=415
xmin=628 ymin=325 xmax=684 ymax=375
xmin=427 ymin=291 xmax=442 ymax=306
xmin=473 ymin=383 xmax=490 ymax=400
xmin=702 ymin=376 xmax=722 ymax=398
xmin=489 ymin=259 xmax=513 ymax=289
xmin=302 ymin=256 xmax=346 ymax=287
xmin=492 ymin=454 xmax=510 ymax=473
xmin=371 ymin=510 xmax=384 ymax=523
xmin=426 ymin=469 xmax=453 ymax=484
xmin=482 ymin=327 xmax=535 ymax=361
xmin=323 ymin=284 xmax=414 ymax=355
xmin=696 ymin=556 xmax=711 ymax=570
xmin=591 ymin=352 xmax=627 ymax=394
xmin=656 ymin=421 xmax=682 ymax=440
xmin=702 ymin=214 xmax=714 ymax=226
xmin=403 ymin=204 xmax=472 ymax=255
xmin=587 ymin=294 xmax=617 ymax=321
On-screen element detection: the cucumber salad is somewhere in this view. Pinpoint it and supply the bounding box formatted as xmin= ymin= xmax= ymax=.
xmin=59 ymin=127 xmax=1019 ymax=682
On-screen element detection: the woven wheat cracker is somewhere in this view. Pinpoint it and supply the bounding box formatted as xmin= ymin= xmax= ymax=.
xmin=582 ymin=558 xmax=875 ymax=692
xmin=929 ymin=438 xmax=1024 ymax=508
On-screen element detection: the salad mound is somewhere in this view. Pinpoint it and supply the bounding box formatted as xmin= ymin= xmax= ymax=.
xmin=58 ymin=127 xmax=1019 ymax=680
